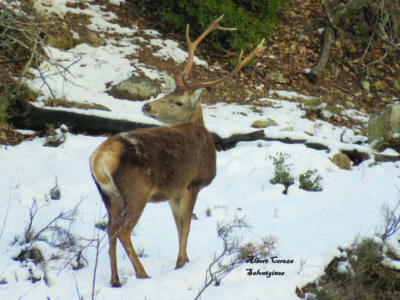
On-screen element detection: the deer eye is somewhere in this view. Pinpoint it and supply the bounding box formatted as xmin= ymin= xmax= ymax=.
xmin=175 ymin=101 xmax=183 ymax=107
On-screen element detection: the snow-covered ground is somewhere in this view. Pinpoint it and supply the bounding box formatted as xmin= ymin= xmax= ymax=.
xmin=1 ymin=1 xmax=399 ymax=299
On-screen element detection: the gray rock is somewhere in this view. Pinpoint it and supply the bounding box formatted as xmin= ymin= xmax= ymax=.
xmin=368 ymin=103 xmax=400 ymax=152
xmin=361 ymin=81 xmax=370 ymax=94
xmin=108 ymin=75 xmax=161 ymax=101
xmin=298 ymin=33 xmax=310 ymax=42
xmin=251 ymin=118 xmax=278 ymax=128
xmin=265 ymin=71 xmax=287 ymax=84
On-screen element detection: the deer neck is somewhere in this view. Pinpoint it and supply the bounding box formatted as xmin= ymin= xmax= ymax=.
xmin=187 ymin=104 xmax=205 ymax=125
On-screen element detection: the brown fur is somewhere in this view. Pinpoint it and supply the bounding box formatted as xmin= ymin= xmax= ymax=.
xmin=90 ymin=100 xmax=216 ymax=287
xmin=90 ymin=16 xmax=263 ymax=288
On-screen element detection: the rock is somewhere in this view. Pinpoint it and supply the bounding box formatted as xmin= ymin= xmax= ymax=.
xmin=108 ymin=75 xmax=161 ymax=101
xmin=345 ymin=100 xmax=355 ymax=109
xmin=331 ymin=65 xmax=339 ymax=78
xmin=265 ymin=71 xmax=287 ymax=84
xmin=46 ymin=25 xmax=74 ymax=50
xmin=279 ymin=126 xmax=294 ymax=132
xmin=368 ymin=103 xmax=400 ymax=152
xmin=374 ymin=80 xmax=387 ymax=92
xmin=394 ymin=80 xmax=400 ymax=93
xmin=361 ymin=81 xmax=370 ymax=94
xmin=330 ymin=153 xmax=351 ymax=170
xmin=251 ymin=118 xmax=278 ymax=128
xmin=297 ymin=33 xmax=310 ymax=42
xmin=78 ymin=30 xmax=106 ymax=47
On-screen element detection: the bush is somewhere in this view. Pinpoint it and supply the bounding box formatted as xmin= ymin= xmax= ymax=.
xmin=195 ymin=216 xmax=277 ymax=299
xmin=137 ymin=0 xmax=288 ymax=51
xmin=269 ymin=152 xmax=294 ymax=194
xmin=298 ymin=237 xmax=400 ymax=300
xmin=299 ymin=169 xmax=323 ymax=192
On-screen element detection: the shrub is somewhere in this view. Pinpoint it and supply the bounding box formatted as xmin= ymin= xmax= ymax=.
xmin=195 ymin=216 xmax=277 ymax=299
xmin=298 ymin=237 xmax=400 ymax=300
xmin=137 ymin=0 xmax=288 ymax=51
xmin=299 ymin=169 xmax=323 ymax=192
xmin=269 ymin=152 xmax=294 ymax=194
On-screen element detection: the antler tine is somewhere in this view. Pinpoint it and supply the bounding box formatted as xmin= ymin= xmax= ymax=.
xmin=182 ymin=15 xmax=236 ymax=82
xmin=182 ymin=38 xmax=266 ymax=91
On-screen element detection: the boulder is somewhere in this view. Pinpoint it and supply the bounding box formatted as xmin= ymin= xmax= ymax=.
xmin=368 ymin=103 xmax=400 ymax=152
xmin=77 ymin=30 xmax=106 ymax=47
xmin=330 ymin=153 xmax=351 ymax=170
xmin=108 ymin=75 xmax=161 ymax=101
xmin=46 ymin=25 xmax=74 ymax=50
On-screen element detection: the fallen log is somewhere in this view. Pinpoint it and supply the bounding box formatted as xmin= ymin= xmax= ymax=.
xmin=8 ymin=99 xmax=400 ymax=164
xmin=8 ymin=99 xmax=156 ymax=135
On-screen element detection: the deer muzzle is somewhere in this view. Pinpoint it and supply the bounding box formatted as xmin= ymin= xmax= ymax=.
xmin=142 ymin=103 xmax=151 ymax=114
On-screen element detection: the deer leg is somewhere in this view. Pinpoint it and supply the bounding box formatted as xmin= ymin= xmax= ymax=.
xmin=107 ymin=206 xmax=123 ymax=287
xmin=117 ymin=193 xmax=150 ymax=279
xmin=169 ymin=198 xmax=189 ymax=265
xmin=95 ymin=185 xmax=124 ymax=287
xmin=171 ymin=187 xmax=199 ymax=269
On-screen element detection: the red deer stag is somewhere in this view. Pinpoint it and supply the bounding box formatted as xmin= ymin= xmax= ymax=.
xmin=90 ymin=16 xmax=265 ymax=287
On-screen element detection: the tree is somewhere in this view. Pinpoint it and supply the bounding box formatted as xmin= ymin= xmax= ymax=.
xmin=308 ymin=0 xmax=400 ymax=83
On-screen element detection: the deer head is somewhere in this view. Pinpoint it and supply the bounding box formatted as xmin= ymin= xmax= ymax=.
xmin=142 ymin=15 xmax=265 ymax=125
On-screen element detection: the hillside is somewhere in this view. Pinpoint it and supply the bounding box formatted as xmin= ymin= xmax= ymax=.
xmin=0 ymin=1 xmax=400 ymax=300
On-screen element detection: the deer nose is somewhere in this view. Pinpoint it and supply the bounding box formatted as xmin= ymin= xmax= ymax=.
xmin=142 ymin=103 xmax=151 ymax=113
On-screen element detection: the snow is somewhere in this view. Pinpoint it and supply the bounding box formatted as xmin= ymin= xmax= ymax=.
xmin=1 ymin=1 xmax=400 ymax=299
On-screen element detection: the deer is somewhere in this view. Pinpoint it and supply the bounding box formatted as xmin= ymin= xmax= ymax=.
xmin=89 ymin=16 xmax=265 ymax=287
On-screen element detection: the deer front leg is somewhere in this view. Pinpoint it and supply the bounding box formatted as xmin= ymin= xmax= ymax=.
xmin=169 ymin=187 xmax=199 ymax=268
xmin=169 ymin=198 xmax=189 ymax=266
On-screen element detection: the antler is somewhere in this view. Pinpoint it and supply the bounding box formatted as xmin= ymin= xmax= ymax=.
xmin=178 ymin=16 xmax=266 ymax=92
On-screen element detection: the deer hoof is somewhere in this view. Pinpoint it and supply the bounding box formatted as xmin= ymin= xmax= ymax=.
xmin=175 ymin=258 xmax=189 ymax=269
xmin=136 ymin=273 xmax=150 ymax=279
xmin=111 ymin=280 xmax=121 ymax=288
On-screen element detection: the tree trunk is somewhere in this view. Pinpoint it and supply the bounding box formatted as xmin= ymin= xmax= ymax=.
xmin=308 ymin=0 xmax=374 ymax=82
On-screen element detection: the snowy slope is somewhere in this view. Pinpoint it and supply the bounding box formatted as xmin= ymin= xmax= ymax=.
xmin=1 ymin=1 xmax=400 ymax=299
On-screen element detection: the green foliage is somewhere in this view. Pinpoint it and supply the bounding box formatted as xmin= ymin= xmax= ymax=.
xmin=269 ymin=152 xmax=294 ymax=193
xmin=353 ymin=22 xmax=369 ymax=43
xmin=0 ymin=98 xmax=9 ymax=125
xmin=302 ymin=237 xmax=400 ymax=300
xmin=137 ymin=0 xmax=288 ymax=50
xmin=299 ymin=169 xmax=323 ymax=192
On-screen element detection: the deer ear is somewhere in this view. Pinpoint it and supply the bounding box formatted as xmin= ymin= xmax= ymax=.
xmin=189 ymin=88 xmax=204 ymax=107
xmin=163 ymin=72 xmax=176 ymax=92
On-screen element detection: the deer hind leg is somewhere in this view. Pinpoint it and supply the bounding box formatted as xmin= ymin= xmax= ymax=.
xmin=93 ymin=182 xmax=124 ymax=287
xmin=118 ymin=205 xmax=149 ymax=279
xmin=169 ymin=187 xmax=200 ymax=269
xmin=115 ymin=172 xmax=153 ymax=279
xmin=107 ymin=203 xmax=124 ymax=287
